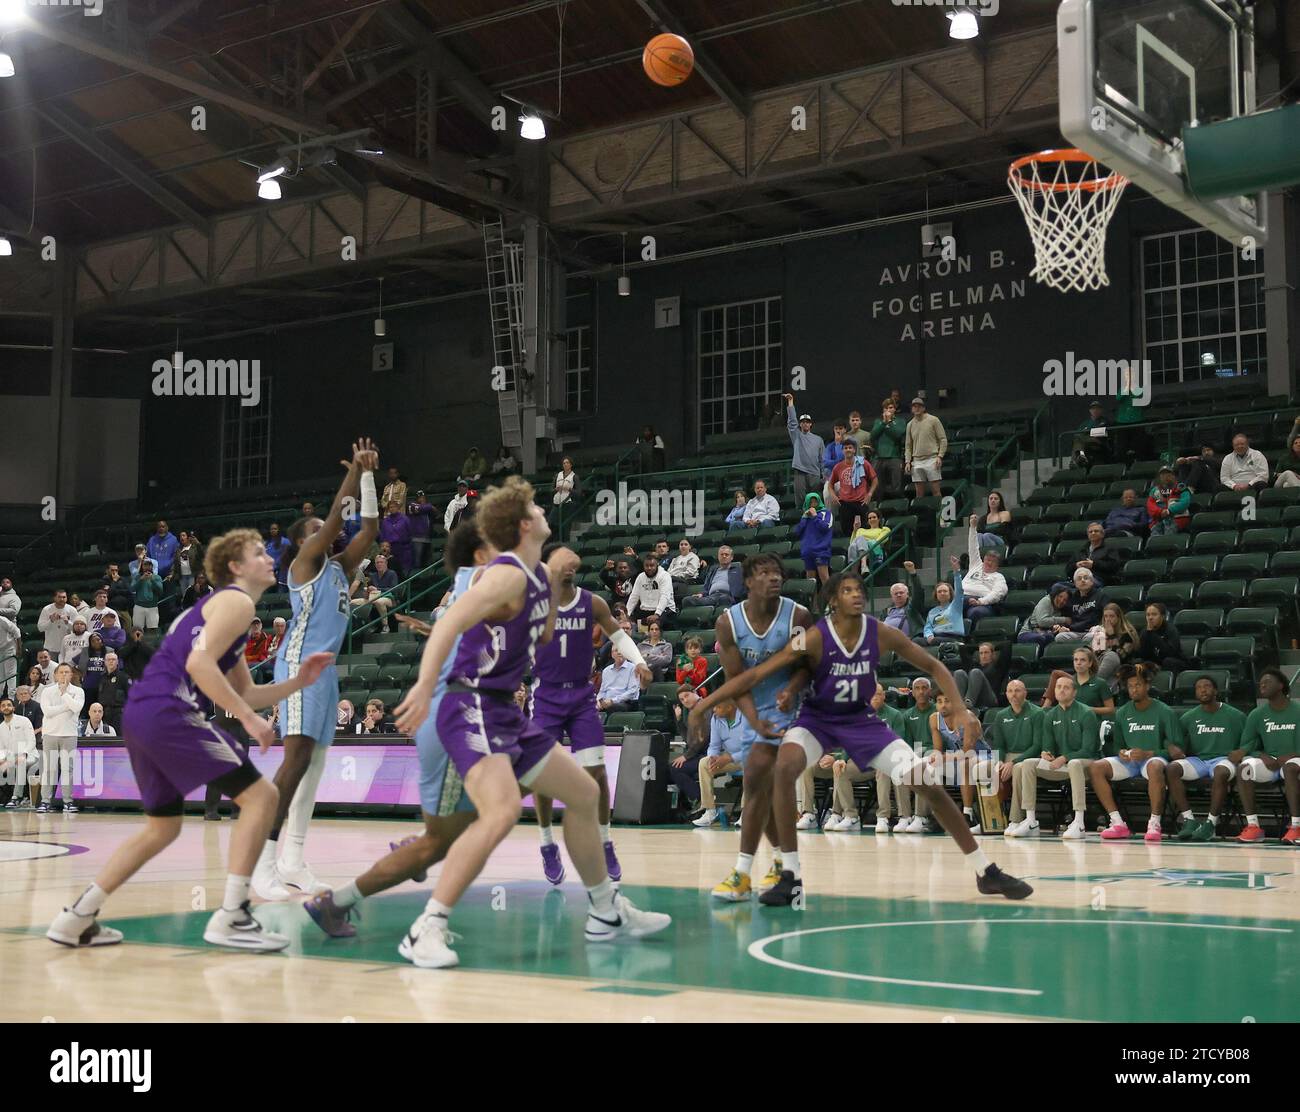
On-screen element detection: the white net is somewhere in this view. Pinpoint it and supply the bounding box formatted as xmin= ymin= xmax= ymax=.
xmin=1008 ymin=151 xmax=1129 ymax=294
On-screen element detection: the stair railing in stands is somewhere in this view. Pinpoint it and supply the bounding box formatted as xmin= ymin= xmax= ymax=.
xmin=342 ymin=557 xmax=448 ymax=657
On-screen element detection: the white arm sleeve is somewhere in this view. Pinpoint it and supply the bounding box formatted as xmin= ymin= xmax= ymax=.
xmin=360 ymin=471 xmax=379 ymax=519
xmin=610 ymin=629 xmax=646 ymax=668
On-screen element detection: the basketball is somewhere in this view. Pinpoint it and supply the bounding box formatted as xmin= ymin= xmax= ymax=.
xmin=642 ymin=32 xmax=694 ymax=86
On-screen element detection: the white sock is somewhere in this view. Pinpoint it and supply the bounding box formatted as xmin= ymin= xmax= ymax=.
xmin=736 ymin=852 xmax=754 ymax=875
xmin=539 ymin=825 xmax=555 ymax=847
xmin=1108 ymin=810 xmax=1122 ymax=826
xmin=223 ymin=874 xmax=250 ymax=912
xmin=1073 ymin=810 xmax=1085 ymax=826
xmin=966 ymin=847 xmax=991 ymax=876
xmin=1207 ymin=814 xmax=1219 ymax=826
xmin=783 ymin=850 xmax=801 ymax=878
xmin=587 ymin=878 xmax=617 ymax=916
xmin=280 ymin=744 xmax=327 ymax=870
xmin=1180 ymin=810 xmax=1194 ymax=821
xmin=598 ymin=823 xmax=611 ymax=844
xmin=772 ymin=851 xmax=783 ymax=867
xmin=1247 ymin=814 xmax=1259 ymax=826
xmin=1148 ymin=815 xmax=1161 ymax=829
xmin=70 ymin=883 xmax=107 ymax=916
xmin=1025 ymin=809 xmax=1036 ymax=825
xmin=424 ymin=896 xmax=452 ymax=921
xmin=963 ymin=806 xmax=974 ymax=818
xmin=333 ymin=881 xmax=363 ymax=909
xmin=256 ymin=840 xmax=277 ymax=869
xmin=1292 ymin=817 xmax=1300 ymax=827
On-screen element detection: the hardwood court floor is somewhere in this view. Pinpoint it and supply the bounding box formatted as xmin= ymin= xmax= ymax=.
xmin=3 ymin=812 xmax=1298 ymax=1023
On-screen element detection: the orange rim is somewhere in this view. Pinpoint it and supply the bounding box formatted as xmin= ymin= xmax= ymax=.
xmin=1008 ymin=148 xmax=1128 ymax=194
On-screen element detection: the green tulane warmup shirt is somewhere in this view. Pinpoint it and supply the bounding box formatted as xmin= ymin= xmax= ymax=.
xmin=1038 ymin=700 xmax=1101 ymax=760
xmin=876 ymin=701 xmax=906 ymax=741
xmin=1113 ymin=697 xmax=1181 ymax=758
xmin=1242 ymin=700 xmax=1300 ymax=758
xmin=1178 ymin=703 xmax=1248 ymax=760
xmin=986 ymin=702 xmax=1043 ymax=761
xmin=1073 ymin=676 xmax=1111 ymax=709
xmin=902 ymin=703 xmax=935 ymax=751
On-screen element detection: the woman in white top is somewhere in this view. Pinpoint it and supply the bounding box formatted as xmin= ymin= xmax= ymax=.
xmin=38 ymin=663 xmax=84 ymax=813
xmin=553 ymin=457 xmax=578 ymax=505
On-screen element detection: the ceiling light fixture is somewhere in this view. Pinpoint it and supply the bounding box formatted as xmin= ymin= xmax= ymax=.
xmin=519 ymin=113 xmax=546 ymax=141
xmin=0 ymin=237 xmax=12 ymax=256
xmin=948 ymin=9 xmax=980 ymax=40
xmin=0 ymin=52 xmax=14 ymax=78
xmin=0 ymin=0 xmax=28 ymax=28
xmin=257 ymin=178 xmax=282 ymax=201
xmin=374 ymin=277 xmax=386 ymax=337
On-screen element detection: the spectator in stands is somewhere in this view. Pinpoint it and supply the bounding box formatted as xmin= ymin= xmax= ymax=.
xmin=1103 ymin=488 xmax=1150 ymax=537
xmin=128 ymin=544 xmax=147 ymax=578
xmin=637 ymin=426 xmax=666 ymax=473
xmin=691 ymin=699 xmax=748 ymax=827
xmin=1070 ymin=647 xmax=1115 ymax=718
xmin=99 ymin=652 xmax=128 ymax=732
xmin=870 ymin=399 xmax=907 ymax=499
xmin=80 ymin=701 xmax=116 ymax=739
xmin=407 ymin=491 xmax=436 ymax=568
xmin=962 ymin=519 xmax=1008 ymax=622
xmin=552 ymin=457 xmax=579 ymax=508
xmin=354 ymin=698 xmax=395 ymax=735
xmin=847 ymin=509 xmax=891 ymax=574
xmin=244 ymin=618 xmax=271 ymax=664
xmin=976 ymin=491 xmax=1014 ymax=549
xmin=181 ymin=571 xmax=213 ymax=610
xmin=684 ymin=545 xmax=744 ymax=608
xmin=264 ymin=523 xmax=290 ymax=589
xmin=880 ymin=564 xmax=927 ymax=638
xmin=85 ymin=589 xmax=112 ymax=633
xmin=1024 ymin=588 xmax=1075 ymax=651
xmin=24 ymin=668 xmax=43 ymax=697
xmin=76 ymin=632 xmax=107 ymax=709
xmin=58 ymin=618 xmax=90 ymax=672
xmin=68 ymin=592 xmax=90 ymax=621
xmin=904 ymin=396 xmax=947 ymax=500
xmin=1072 ymin=400 xmax=1112 ymax=468
xmin=829 ymin=438 xmax=877 ymax=537
xmin=14 ymin=682 xmax=42 ymax=734
xmin=640 ymin=617 xmax=673 ymax=682
xmin=785 ymin=393 xmax=825 ymax=504
xmin=1137 ymin=601 xmax=1186 ymax=672
xmin=301 ymin=501 xmax=316 ymax=520
xmin=1095 ymin=602 xmax=1140 ymax=689
xmin=336 ymin=700 xmax=355 ymax=731
xmin=741 ymin=480 xmax=780 ymax=528
xmin=38 ymin=590 xmax=77 ymax=660
xmin=652 ymin=539 xmax=671 ymax=565
xmin=1221 ymin=432 xmax=1269 ymax=494
xmin=102 ymin=564 xmax=131 ymax=611
xmin=1173 ymin=443 xmax=1223 ymax=495
xmin=724 ymin=490 xmax=748 ymax=529
xmin=367 ymin=553 xmax=400 ymax=632
xmin=917 ymin=555 xmax=965 ymax=644
xmin=0 ymin=577 xmax=19 ymax=617
xmin=0 ymin=606 xmax=18 ymax=700
xmin=794 ymin=492 xmax=834 ymax=586
xmin=1054 ymin=567 xmax=1105 ymax=642
xmin=33 ymin=650 xmax=54 ymax=683
xmin=120 ymin=626 xmax=155 ymax=680
xmin=130 ymin=559 xmax=164 ymax=630
xmin=159 ymin=564 xmax=185 ymax=626
xmin=675 ymin=636 xmax=709 ymax=692
xmin=628 ymin=553 xmax=677 ymax=630
xmin=266 ymin=616 xmax=287 ymax=658
xmin=597 ymin=646 xmax=645 ymax=713
xmin=1038 ymin=669 xmax=1071 ymax=709
xmin=600 ymin=558 xmax=635 ymax=605
xmin=380 ymin=500 xmax=414 ymax=576
xmin=667 ymin=539 xmax=701 ymax=581
xmin=174 ymin=530 xmax=202 ymax=596
xmin=97 ymin=610 xmax=126 ymax=654
xmin=1147 ymin=466 xmax=1191 ymax=535
xmin=444 ymin=480 xmax=470 ymax=532
xmin=0 ymin=694 xmax=38 ymax=808
xmin=953 ymin=641 xmax=1012 ymax=711
xmin=381 ymin=466 xmax=408 ymax=511
xmin=822 ymin=420 xmax=847 ymax=482
xmin=459 ymin=448 xmax=487 ymax=484
xmin=1274 ymin=433 xmax=1300 ymax=489
xmin=596 ymin=616 xmax=634 ymax=673
xmin=145 ymin=519 xmax=179 ymax=577
xmin=491 ymin=445 xmax=518 ymax=475
xmin=1065 ymin=521 xmax=1121 ymax=586
xmin=844 ymin=410 xmax=869 ymax=454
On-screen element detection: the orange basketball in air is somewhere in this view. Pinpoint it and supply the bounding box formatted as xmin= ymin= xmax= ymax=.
xmin=643 ymin=32 xmax=694 ymax=86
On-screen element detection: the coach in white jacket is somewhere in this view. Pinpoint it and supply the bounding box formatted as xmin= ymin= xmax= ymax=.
xmin=37 ymin=663 xmax=84 ymax=813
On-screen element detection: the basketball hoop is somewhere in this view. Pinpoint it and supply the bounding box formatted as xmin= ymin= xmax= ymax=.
xmin=1008 ymin=149 xmax=1129 ymax=294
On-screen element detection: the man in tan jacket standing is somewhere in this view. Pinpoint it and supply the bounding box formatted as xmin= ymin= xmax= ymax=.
xmin=903 ymin=396 xmax=948 ymax=499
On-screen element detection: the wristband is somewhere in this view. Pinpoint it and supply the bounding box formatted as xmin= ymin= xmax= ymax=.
xmin=610 ymin=629 xmax=646 ymax=668
xmin=360 ymin=470 xmax=378 ymax=519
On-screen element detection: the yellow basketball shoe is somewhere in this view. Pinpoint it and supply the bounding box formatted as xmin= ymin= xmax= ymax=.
xmin=758 ymin=859 xmax=784 ymax=891
xmin=711 ymin=869 xmax=752 ymax=901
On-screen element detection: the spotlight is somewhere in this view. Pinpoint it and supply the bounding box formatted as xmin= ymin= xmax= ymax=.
xmin=0 ymin=237 xmax=12 ymax=257
xmin=0 ymin=0 xmax=28 ymax=29
xmin=0 ymin=52 xmax=14 ymax=79
xmin=948 ymin=10 xmax=980 ymax=40
xmin=257 ymin=162 xmax=288 ymax=184
xmin=257 ymin=178 xmax=282 ymax=201
xmin=519 ymin=113 xmax=546 ymax=141
xmin=617 ymin=275 xmax=630 ymax=297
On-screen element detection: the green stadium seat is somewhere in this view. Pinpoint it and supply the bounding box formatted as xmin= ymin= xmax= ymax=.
xmin=1150 ymin=671 xmax=1175 ymax=697
xmin=1225 ymin=607 xmax=1280 ymax=641
xmin=1170 ymin=555 xmax=1219 ymax=580
xmin=1247 ymin=577 xmax=1299 ymax=611
xmin=1101 ymin=583 xmax=1143 ymax=611
xmin=728 ymin=544 xmax=759 ymax=559
xmin=1261 ymin=486 xmax=1300 ymax=506
xmin=374 ymin=651 xmax=402 ymax=668
xmin=1018 ymin=524 xmax=1063 ymax=543
xmin=763 ymin=540 xmax=794 ymax=557
xmin=1142 ymin=533 xmax=1190 ymax=558
xmin=1046 ymin=467 xmax=1087 ymax=488
xmin=1219 ymin=552 xmax=1269 ymax=579
xmin=1195 ymin=580 xmax=1247 ymax=609
xmin=377 ymin=665 xmax=413 ymax=686
xmin=1122 ymin=558 xmax=1168 ymax=586
xmin=1191 ymin=531 xmax=1239 ymax=556
xmin=1105 ymin=535 xmax=1142 ymax=558
xmin=971 ymin=616 xmax=1018 ymax=641
xmin=392 ymin=641 xmax=422 ymax=661
xmin=1198 ymin=637 xmax=1256 ymax=676
xmin=781 ymin=557 xmax=804 ymax=577
xmin=1171 ymin=608 xmax=1224 ymax=637
xmin=1040 ymin=503 xmax=1084 ymax=524
xmin=783 ymin=579 xmax=817 ymax=607
xmin=1020 ymin=673 xmax=1054 ymax=702
xmin=605 ymin=712 xmax=646 ymax=732
xmin=1290 ymin=525 xmax=1300 ymax=548
xmin=1088 ymin=464 xmax=1127 ymax=483
xmin=1000 ymin=566 xmax=1028 ymax=589
xmin=1212 ymin=491 xmax=1248 ymax=512
xmin=1271 ymin=550 xmax=1300 ymax=576
xmin=1027 ymin=565 xmax=1069 ymax=590
xmin=1147 ymin=582 xmax=1195 ymax=609
xmin=1188 ymin=512 xmax=1237 ymax=534
xmin=367 ymin=687 xmax=403 ymax=710
xmin=1008 ymin=542 xmax=1052 ymax=566
xmin=678 ymin=606 xmax=715 ymax=629
xmin=350 ymin=663 xmax=379 ymax=685
xmin=1124 ymin=610 xmax=1147 ymax=632
xmin=1010 ymin=642 xmax=1041 ymax=673
xmin=1241 ymin=528 xmax=1288 ymax=554
xmin=1059 ymin=520 xmax=1093 ymax=540
xmin=639 ymin=695 xmax=674 ymax=733
xmin=1002 ymin=589 xmax=1042 ymax=617
xmin=1174 ymin=669 xmax=1231 ymax=702
xmin=1041 ymin=642 xmax=1081 ymax=670
xmin=1067 ymin=483 xmax=1106 ymax=501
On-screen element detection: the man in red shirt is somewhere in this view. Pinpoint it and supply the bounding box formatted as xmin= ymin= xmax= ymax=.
xmin=829 ymin=437 xmax=878 ymax=537
xmin=244 ymin=617 xmax=271 ymax=665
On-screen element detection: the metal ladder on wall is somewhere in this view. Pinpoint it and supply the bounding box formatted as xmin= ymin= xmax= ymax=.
xmin=483 ymin=218 xmax=526 ymax=451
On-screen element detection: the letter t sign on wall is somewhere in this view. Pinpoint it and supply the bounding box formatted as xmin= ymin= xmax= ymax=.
xmin=654 ymin=296 xmax=680 ymax=329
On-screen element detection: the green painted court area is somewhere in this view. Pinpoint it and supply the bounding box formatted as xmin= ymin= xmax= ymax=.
xmin=26 ymin=882 xmax=1297 ymax=1022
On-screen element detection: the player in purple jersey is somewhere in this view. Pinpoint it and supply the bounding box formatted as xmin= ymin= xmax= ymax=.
xmin=254 ymin=437 xmax=380 ymax=901
xmin=46 ymin=529 xmax=334 ymax=952
xmin=392 ymin=478 xmax=670 ymax=968
xmin=690 ymin=569 xmax=1032 ymax=906
xmin=531 ymin=544 xmax=652 ymax=885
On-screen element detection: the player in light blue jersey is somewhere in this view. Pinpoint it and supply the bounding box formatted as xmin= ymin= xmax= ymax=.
xmin=253 ymin=439 xmax=380 ymax=900
xmin=708 ymin=553 xmax=814 ymax=901
xmin=305 ymin=522 xmax=492 ymax=939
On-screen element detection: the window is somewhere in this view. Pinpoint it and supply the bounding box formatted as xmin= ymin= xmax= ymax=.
xmin=1141 ymin=229 xmax=1265 ymax=385
xmin=220 ymin=376 xmax=272 ymax=488
xmin=565 ymin=325 xmax=592 ymax=412
xmin=697 ymin=296 xmax=783 ymax=440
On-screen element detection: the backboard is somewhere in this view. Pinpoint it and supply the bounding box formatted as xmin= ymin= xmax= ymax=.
xmin=1058 ymin=0 xmax=1267 ymax=248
